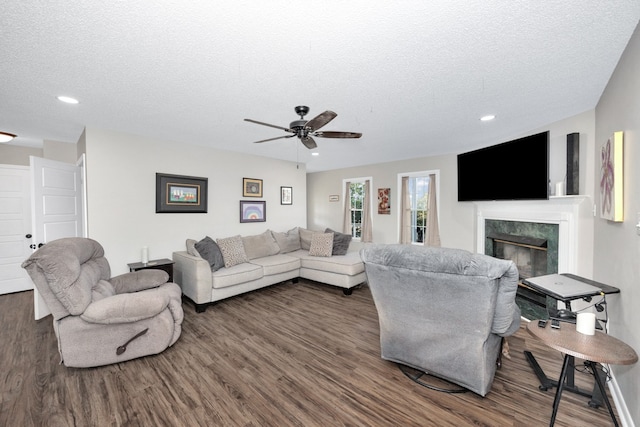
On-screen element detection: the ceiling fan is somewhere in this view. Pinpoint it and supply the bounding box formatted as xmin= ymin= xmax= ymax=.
xmin=244 ymin=106 xmax=362 ymax=149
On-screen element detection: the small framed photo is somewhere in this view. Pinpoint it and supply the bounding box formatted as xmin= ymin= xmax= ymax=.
xmin=156 ymin=173 xmax=208 ymax=213
xmin=240 ymin=200 xmax=266 ymax=223
xmin=281 ymin=186 xmax=293 ymax=205
xmin=243 ymin=178 xmax=263 ymax=198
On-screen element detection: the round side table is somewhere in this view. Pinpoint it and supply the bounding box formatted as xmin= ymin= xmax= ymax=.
xmin=527 ymin=321 xmax=637 ymax=427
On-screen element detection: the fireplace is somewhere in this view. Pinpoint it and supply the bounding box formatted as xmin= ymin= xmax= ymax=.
xmin=486 ymin=231 xmax=548 ymax=278
xmin=485 ymin=221 xmax=558 ymax=316
xmin=474 ymin=196 xmax=593 ymax=318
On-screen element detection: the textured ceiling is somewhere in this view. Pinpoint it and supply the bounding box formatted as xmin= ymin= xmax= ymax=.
xmin=1 ymin=1 xmax=639 ymax=172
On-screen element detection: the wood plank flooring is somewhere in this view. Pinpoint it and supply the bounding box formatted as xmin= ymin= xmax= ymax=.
xmin=1 ymin=280 xmax=622 ymax=426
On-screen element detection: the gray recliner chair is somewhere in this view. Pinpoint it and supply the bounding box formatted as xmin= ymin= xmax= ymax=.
xmin=360 ymin=244 xmax=521 ymax=396
xmin=22 ymin=237 xmax=183 ymax=368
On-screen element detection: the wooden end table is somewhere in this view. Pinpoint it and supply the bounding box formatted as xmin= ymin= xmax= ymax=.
xmin=128 ymin=258 xmax=174 ymax=282
xmin=527 ymin=321 xmax=637 ymax=426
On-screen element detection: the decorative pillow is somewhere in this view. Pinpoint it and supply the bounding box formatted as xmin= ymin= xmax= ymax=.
xmin=325 ymin=228 xmax=352 ymax=256
xmin=194 ymin=236 xmax=225 ymax=271
xmin=271 ymin=227 xmax=301 ymax=253
xmin=298 ymin=227 xmax=319 ymax=251
xmin=186 ymin=239 xmax=201 ymax=257
xmin=309 ymin=233 xmax=334 ymax=257
xmin=242 ymin=230 xmax=280 ymax=260
xmin=217 ymin=235 xmax=249 ymax=268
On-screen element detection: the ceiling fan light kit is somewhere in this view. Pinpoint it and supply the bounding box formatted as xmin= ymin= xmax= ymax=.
xmin=244 ymin=106 xmax=362 ymax=149
xmin=0 ymin=131 xmax=17 ymax=143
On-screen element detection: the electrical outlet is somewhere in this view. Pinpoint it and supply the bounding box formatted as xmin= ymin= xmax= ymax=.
xmin=593 ymin=204 xmax=597 ymax=217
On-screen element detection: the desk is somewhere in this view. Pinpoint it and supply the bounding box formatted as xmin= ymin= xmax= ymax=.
xmin=521 ymin=274 xmax=619 ymax=407
xmin=527 ymin=321 xmax=637 ymax=426
xmin=522 ymin=273 xmax=620 ymax=310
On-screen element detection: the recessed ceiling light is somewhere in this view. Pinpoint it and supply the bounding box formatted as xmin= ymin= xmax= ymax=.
xmin=480 ymin=115 xmax=496 ymax=121
xmin=311 ymin=152 xmax=320 ymax=156
xmin=57 ymin=96 xmax=79 ymax=104
xmin=0 ymin=131 xmax=17 ymax=143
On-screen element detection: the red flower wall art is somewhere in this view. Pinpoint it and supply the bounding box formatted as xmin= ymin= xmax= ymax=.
xmin=378 ymin=188 xmax=390 ymax=215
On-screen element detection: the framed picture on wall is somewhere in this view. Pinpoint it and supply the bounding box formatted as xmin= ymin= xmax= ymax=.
xmin=243 ymin=178 xmax=263 ymax=197
xmin=281 ymin=186 xmax=292 ymax=205
xmin=240 ymin=200 xmax=266 ymax=223
xmin=156 ymin=173 xmax=208 ymax=213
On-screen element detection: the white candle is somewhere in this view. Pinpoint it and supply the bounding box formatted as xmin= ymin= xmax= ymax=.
xmin=555 ymin=181 xmax=564 ymax=196
xmin=576 ymin=312 xmax=596 ymax=335
xmin=141 ymin=246 xmax=149 ymax=264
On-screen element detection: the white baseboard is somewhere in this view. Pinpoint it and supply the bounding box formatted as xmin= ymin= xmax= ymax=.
xmin=607 ymin=366 xmax=635 ymax=427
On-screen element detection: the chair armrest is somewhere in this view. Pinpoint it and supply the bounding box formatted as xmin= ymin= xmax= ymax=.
xmin=491 ymin=262 xmax=521 ymax=336
xmin=110 ymin=270 xmax=169 ymax=294
xmin=172 ymin=251 xmax=213 ymax=304
xmin=81 ymin=289 xmax=169 ymax=324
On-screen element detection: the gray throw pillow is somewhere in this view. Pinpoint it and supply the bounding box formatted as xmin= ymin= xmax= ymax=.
xmin=298 ymin=227 xmax=318 ymax=251
xmin=325 ymin=228 xmax=352 ymax=255
xmin=195 ymin=236 xmax=225 ymax=271
xmin=271 ymin=227 xmax=301 ymax=253
xmin=242 ymin=230 xmax=280 ymax=260
xmin=186 ymin=239 xmax=201 ymax=257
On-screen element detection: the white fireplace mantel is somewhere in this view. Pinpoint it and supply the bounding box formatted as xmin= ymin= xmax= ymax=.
xmin=475 ymin=196 xmax=593 ymax=275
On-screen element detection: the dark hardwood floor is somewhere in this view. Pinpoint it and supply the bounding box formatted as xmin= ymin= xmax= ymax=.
xmin=1 ymin=280 xmax=621 ymax=426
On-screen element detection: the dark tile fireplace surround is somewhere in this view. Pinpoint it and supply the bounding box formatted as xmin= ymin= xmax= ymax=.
xmin=484 ymin=219 xmax=560 ymax=319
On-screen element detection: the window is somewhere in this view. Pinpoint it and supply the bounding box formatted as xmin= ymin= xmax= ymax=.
xmin=343 ymin=177 xmax=372 ymax=241
xmin=399 ymin=171 xmax=440 ymax=245
xmin=348 ymin=181 xmax=365 ymax=238
xmin=408 ymin=176 xmax=430 ymax=243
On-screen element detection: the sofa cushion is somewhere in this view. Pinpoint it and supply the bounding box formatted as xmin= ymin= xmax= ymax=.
xmin=211 ymin=262 xmax=263 ymax=289
xmin=325 ymin=228 xmax=352 ymax=255
xmin=242 ymin=230 xmax=280 ymax=260
xmin=217 ymin=235 xmax=249 ymax=268
xmin=299 ymin=251 xmax=365 ymax=276
xmin=309 ymin=233 xmax=334 ymax=257
xmin=298 ymin=227 xmax=319 ymax=250
xmin=271 ymin=227 xmax=301 ymax=253
xmin=195 ymin=236 xmax=225 ymax=271
xmin=186 ymin=239 xmax=201 ymax=257
xmin=250 ymin=254 xmax=300 ymax=276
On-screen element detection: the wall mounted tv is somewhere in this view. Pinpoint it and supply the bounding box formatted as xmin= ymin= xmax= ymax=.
xmin=457 ymin=131 xmax=549 ymax=201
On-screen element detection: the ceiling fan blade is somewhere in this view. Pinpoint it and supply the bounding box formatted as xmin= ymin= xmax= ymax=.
xmin=304 ymin=110 xmax=337 ymax=131
xmin=314 ymin=131 xmax=362 ymax=139
xmin=301 ymin=136 xmax=317 ymax=149
xmin=244 ymin=118 xmax=293 ymax=132
xmin=253 ymin=134 xmax=295 ymax=144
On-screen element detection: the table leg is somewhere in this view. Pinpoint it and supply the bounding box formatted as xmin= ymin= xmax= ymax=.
xmin=549 ymin=354 xmax=571 ymax=426
xmin=586 ymin=361 xmax=619 ymax=427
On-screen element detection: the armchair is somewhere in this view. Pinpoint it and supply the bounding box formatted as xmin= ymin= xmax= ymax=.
xmin=22 ymin=237 xmax=183 ymax=368
xmin=360 ymin=244 xmax=521 ymax=396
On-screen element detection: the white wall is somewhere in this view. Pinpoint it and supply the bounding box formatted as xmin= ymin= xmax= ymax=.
xmin=85 ymin=128 xmax=307 ymax=276
xmin=307 ymin=110 xmax=597 ymax=255
xmin=593 ymin=21 xmax=640 ymax=425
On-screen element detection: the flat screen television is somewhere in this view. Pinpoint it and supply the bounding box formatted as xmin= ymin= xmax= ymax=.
xmin=457 ymin=131 xmax=549 ymax=201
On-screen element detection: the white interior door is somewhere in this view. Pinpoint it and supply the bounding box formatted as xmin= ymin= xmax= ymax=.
xmin=0 ymin=165 xmax=33 ymax=295
xmin=30 ymin=156 xmax=85 ymax=319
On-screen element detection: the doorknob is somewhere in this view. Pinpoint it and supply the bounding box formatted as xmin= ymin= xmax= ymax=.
xmin=26 ymin=234 xmax=32 ymax=238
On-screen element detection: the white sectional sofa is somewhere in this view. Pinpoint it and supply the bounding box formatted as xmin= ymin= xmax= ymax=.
xmin=172 ymin=228 xmax=366 ymax=312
